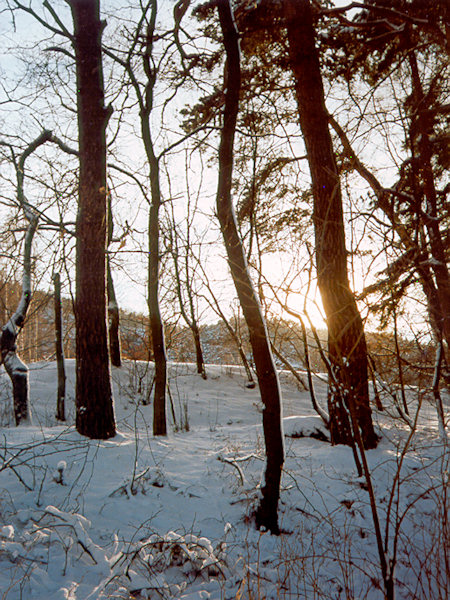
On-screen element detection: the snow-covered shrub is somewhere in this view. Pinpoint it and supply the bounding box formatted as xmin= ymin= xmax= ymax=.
xmin=99 ymin=529 xmax=229 ymax=599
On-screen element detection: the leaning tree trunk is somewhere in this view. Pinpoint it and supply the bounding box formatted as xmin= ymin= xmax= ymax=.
xmin=53 ymin=272 xmax=66 ymax=421
xmin=0 ymin=130 xmax=56 ymax=425
xmin=217 ymin=0 xmax=284 ymax=534
xmin=284 ymin=0 xmax=378 ymax=448
xmin=69 ymin=0 xmax=115 ymax=439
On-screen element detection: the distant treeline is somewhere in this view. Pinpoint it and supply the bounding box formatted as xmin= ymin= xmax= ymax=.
xmin=0 ymin=277 xmax=435 ymax=388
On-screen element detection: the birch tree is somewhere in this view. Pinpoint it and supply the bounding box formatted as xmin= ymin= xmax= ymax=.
xmin=0 ymin=131 xmax=55 ymax=424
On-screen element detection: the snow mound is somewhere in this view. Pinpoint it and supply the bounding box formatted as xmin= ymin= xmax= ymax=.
xmin=283 ymin=415 xmax=329 ymax=441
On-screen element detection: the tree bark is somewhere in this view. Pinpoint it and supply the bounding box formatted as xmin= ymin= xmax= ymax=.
xmin=69 ymin=0 xmax=116 ymax=439
xmin=217 ymin=0 xmax=284 ymax=534
xmin=284 ymin=0 xmax=378 ymax=448
xmin=53 ymin=272 xmax=66 ymax=421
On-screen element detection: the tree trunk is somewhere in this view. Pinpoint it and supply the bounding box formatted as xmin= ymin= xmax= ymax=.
xmin=107 ymin=262 xmax=121 ymax=367
xmin=0 ymin=130 xmax=55 ymax=425
xmin=69 ymin=0 xmax=115 ymax=439
xmin=1 ymin=221 xmax=37 ymax=426
xmin=217 ymin=0 xmax=284 ymax=534
xmin=186 ymin=256 xmax=207 ymax=380
xmin=148 ymin=197 xmax=167 ymax=436
xmin=53 ymin=272 xmax=66 ymax=421
xmin=192 ymin=321 xmax=207 ymax=379
xmin=135 ymin=2 xmax=167 ymax=436
xmin=284 ymin=0 xmax=378 ymax=449
xmin=106 ymin=189 xmax=122 ymax=368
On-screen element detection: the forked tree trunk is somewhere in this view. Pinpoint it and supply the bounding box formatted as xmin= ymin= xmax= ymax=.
xmin=53 ymin=272 xmax=66 ymax=421
xmin=217 ymin=0 xmax=284 ymax=534
xmin=101 ymin=0 xmax=167 ymax=433
xmin=69 ymin=0 xmax=115 ymax=439
xmin=284 ymin=0 xmax=377 ymax=449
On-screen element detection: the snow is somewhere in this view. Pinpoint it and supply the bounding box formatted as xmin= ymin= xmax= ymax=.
xmin=0 ymin=359 xmax=448 ymax=599
xmin=282 ymin=415 xmax=329 ymax=441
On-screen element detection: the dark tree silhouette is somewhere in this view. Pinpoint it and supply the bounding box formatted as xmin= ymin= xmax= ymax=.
xmin=53 ymin=272 xmax=66 ymax=421
xmin=283 ymin=0 xmax=378 ymax=448
xmin=216 ymin=0 xmax=284 ymax=534
xmin=69 ymin=0 xmax=115 ymax=439
xmin=107 ymin=193 xmax=121 ymax=368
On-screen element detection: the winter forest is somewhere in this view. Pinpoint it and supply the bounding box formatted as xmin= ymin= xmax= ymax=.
xmin=0 ymin=0 xmax=448 ymax=598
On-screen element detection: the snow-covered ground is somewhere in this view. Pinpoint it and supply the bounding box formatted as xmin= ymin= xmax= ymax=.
xmin=0 ymin=360 xmax=448 ymax=599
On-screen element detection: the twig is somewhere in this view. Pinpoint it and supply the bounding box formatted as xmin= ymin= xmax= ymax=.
xmin=218 ymin=455 xmax=245 ymax=486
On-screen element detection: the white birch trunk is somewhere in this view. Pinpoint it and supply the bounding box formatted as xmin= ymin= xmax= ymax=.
xmin=0 ymin=213 xmax=38 ymax=425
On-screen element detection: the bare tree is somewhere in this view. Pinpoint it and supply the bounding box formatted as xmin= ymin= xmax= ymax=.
xmin=103 ymin=1 xmax=168 ymax=435
xmin=198 ymin=268 xmax=256 ymax=387
xmin=164 ymin=182 xmax=207 ymax=380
